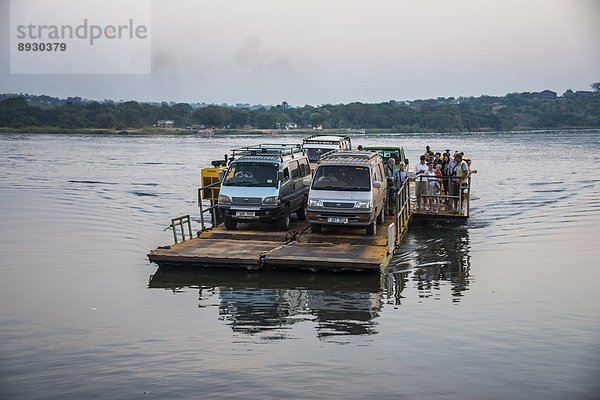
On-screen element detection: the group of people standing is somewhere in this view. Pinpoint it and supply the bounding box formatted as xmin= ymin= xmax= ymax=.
xmin=414 ymin=146 xmax=475 ymax=213
xmin=384 ymin=146 xmax=476 ymax=215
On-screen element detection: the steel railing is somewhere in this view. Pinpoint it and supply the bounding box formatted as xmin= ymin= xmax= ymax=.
xmin=197 ymin=180 xmax=223 ymax=232
xmin=390 ymin=178 xmax=411 ymax=242
xmin=168 ymin=215 xmax=192 ymax=244
xmin=413 ymin=174 xmax=471 ymax=217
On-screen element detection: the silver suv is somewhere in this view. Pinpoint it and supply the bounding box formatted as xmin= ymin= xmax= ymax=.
xmin=305 ymin=150 xmax=387 ymax=235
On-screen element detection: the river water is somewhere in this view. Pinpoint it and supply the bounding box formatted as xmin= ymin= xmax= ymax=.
xmin=0 ymin=130 xmax=598 ymax=399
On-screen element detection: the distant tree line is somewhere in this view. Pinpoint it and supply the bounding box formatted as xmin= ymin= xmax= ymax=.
xmin=1 ymin=83 xmax=599 ymax=132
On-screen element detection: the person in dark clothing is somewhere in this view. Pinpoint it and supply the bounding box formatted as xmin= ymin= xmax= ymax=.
xmin=385 ymin=158 xmax=396 ymax=215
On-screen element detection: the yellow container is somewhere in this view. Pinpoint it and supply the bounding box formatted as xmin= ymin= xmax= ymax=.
xmin=200 ymin=166 xmax=226 ymax=200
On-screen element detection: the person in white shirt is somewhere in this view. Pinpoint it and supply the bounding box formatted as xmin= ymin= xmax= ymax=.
xmin=414 ymin=155 xmax=428 ymax=210
xmin=424 ymin=162 xmax=439 ymax=212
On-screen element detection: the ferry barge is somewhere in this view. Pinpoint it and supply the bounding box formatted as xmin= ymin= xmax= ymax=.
xmin=148 ymin=146 xmax=471 ymax=272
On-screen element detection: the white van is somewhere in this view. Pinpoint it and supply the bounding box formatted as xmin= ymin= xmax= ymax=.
xmin=218 ymin=144 xmax=311 ymax=230
xmin=302 ymin=135 xmax=352 ymax=169
xmin=305 ymin=150 xmax=387 ymax=235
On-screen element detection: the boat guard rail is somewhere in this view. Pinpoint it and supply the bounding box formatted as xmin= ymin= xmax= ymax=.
xmin=197 ymin=180 xmax=223 ymax=231
xmin=390 ymin=179 xmax=411 ymax=239
xmin=413 ymin=174 xmax=472 ymax=217
xmin=167 ymin=215 xmax=193 ymax=243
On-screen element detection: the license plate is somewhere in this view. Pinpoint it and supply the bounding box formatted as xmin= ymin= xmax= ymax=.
xmin=236 ymin=211 xmax=255 ymax=217
xmin=328 ymin=217 xmax=348 ymax=224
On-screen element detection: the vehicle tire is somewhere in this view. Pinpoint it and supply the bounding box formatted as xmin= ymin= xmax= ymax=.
xmin=224 ymin=217 xmax=237 ymax=230
xmin=310 ymin=223 xmax=322 ymax=233
xmin=366 ymin=220 xmax=376 ymax=236
xmin=377 ymin=208 xmax=385 ymax=224
xmin=277 ymin=206 xmax=291 ymax=231
xmin=296 ymin=197 xmax=307 ymax=221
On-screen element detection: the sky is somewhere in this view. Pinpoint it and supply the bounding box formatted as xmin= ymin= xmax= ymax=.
xmin=1 ymin=0 xmax=599 ymax=106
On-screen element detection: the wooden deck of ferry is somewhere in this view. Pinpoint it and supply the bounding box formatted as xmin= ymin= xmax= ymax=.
xmin=148 ymin=179 xmax=471 ymax=271
xmin=148 ymin=218 xmax=397 ymax=271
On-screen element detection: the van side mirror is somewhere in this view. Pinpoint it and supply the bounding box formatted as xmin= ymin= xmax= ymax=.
xmin=218 ymin=171 xmax=224 ymax=181
xmin=373 ymin=181 xmax=382 ymax=189
xmin=303 ymin=177 xmax=311 ymax=186
xmin=278 ymin=171 xmax=284 ymax=181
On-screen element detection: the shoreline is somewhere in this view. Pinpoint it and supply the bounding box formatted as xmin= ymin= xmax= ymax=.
xmin=0 ymin=126 xmax=598 ymax=135
xmin=0 ymin=127 xmax=369 ymax=135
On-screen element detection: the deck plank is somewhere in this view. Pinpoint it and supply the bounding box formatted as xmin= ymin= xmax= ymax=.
xmin=263 ymin=242 xmax=389 ymax=271
xmin=148 ymin=238 xmax=284 ymax=267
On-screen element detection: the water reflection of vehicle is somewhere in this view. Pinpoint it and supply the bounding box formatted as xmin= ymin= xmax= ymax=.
xmin=384 ymin=225 xmax=471 ymax=304
xmin=149 ymin=267 xmax=382 ymax=338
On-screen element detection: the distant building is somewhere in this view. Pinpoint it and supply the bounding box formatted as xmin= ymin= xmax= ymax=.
xmin=347 ymin=128 xmax=366 ymax=134
xmin=157 ymin=120 xmax=175 ymax=127
xmin=275 ymin=122 xmax=298 ymax=129
xmin=531 ymin=90 xmax=557 ymax=100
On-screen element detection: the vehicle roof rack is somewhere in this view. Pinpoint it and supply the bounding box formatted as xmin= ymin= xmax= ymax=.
xmin=319 ymin=150 xmax=380 ymax=163
xmin=303 ymin=134 xmax=351 ymax=144
xmin=231 ymin=144 xmax=304 ymax=162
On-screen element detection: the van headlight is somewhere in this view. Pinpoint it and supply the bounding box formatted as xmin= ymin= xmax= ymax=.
xmin=354 ymin=200 xmax=372 ymax=209
xmin=263 ymin=196 xmax=281 ymax=205
xmin=308 ymin=199 xmax=323 ymax=207
xmin=218 ymin=194 xmax=231 ymax=204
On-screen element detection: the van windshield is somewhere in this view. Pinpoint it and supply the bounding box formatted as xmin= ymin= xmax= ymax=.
xmin=222 ymin=162 xmax=278 ymax=187
xmin=305 ymin=147 xmax=335 ymax=162
xmin=312 ymin=166 xmax=370 ymax=191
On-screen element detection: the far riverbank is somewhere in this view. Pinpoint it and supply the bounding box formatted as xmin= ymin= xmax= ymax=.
xmin=1 ymin=126 xmax=597 ymax=135
xmin=0 ymin=127 xmax=374 ymax=135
